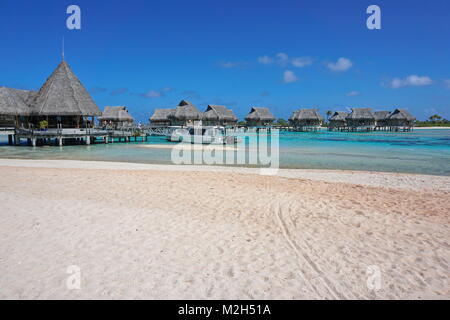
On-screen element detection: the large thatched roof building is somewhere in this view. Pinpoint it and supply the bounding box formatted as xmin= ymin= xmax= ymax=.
xmin=245 ymin=107 xmax=275 ymax=127
xmin=202 ymin=105 xmax=238 ymax=126
xmin=99 ymin=106 xmax=134 ymax=128
xmin=29 ymin=61 xmax=100 ymax=117
xmin=289 ymin=108 xmax=323 ymax=131
xmin=150 ymin=108 xmax=175 ymax=126
xmin=0 ymin=60 xmax=101 ymax=129
xmin=346 ymin=108 xmax=376 ymax=130
xmin=328 ymin=111 xmax=348 ymax=131
xmin=169 ymin=100 xmax=203 ymax=126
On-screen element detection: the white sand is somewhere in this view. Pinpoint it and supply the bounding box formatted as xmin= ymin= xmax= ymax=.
xmin=414 ymin=127 xmax=450 ymax=130
xmin=0 ymin=159 xmax=449 ymax=299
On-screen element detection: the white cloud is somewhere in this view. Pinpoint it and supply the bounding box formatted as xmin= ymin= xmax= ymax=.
xmin=389 ymin=75 xmax=433 ymax=89
xmin=276 ymin=52 xmax=290 ymax=66
xmin=141 ymin=90 xmax=163 ymax=98
xmin=258 ymin=53 xmax=313 ymax=68
xmin=327 ymin=57 xmax=353 ymax=72
xmin=219 ymin=61 xmax=241 ymax=68
xmin=346 ymin=91 xmax=359 ymax=96
xmin=140 ymin=87 xmax=174 ymax=98
xmin=283 ymin=70 xmax=299 ymax=83
xmin=257 ymin=55 xmax=273 ymax=64
xmin=291 ymin=57 xmax=314 ymax=68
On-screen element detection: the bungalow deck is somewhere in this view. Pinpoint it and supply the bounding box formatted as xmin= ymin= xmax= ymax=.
xmin=4 ymin=128 xmax=148 ymax=147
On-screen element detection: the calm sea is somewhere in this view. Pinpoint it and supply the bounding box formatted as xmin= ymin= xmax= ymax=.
xmin=0 ymin=129 xmax=449 ymax=176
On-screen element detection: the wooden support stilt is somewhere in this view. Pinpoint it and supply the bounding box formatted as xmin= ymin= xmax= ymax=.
xmin=86 ymin=136 xmax=91 ymax=145
xmin=31 ymin=137 xmax=36 ymax=147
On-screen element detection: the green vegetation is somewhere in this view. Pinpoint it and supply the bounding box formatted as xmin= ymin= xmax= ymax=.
xmin=275 ymin=118 xmax=288 ymax=126
xmin=133 ymin=130 xmax=143 ymax=137
xmin=415 ymin=114 xmax=450 ymax=127
xmin=39 ymin=120 xmax=48 ymax=130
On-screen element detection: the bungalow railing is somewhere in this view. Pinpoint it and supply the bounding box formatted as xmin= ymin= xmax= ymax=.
xmin=15 ymin=127 xmax=109 ymax=137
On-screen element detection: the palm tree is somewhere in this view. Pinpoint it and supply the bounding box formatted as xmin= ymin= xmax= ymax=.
xmin=326 ymin=110 xmax=333 ymax=121
xmin=429 ymin=114 xmax=442 ymax=122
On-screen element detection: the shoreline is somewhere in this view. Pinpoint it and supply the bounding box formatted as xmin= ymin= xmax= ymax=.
xmin=0 ymin=158 xmax=449 ymax=192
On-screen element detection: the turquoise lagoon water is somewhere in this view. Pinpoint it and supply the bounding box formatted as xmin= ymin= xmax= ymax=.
xmin=0 ymin=129 xmax=449 ymax=176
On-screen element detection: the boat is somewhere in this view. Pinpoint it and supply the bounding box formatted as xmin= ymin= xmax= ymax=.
xmin=168 ymin=126 xmax=239 ymax=145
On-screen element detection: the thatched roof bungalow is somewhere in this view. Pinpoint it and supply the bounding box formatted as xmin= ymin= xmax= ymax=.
xmin=289 ymin=109 xmax=323 ymax=131
xmin=150 ymin=108 xmax=175 ymax=126
xmin=373 ymin=111 xmax=391 ymax=129
xmin=386 ymin=109 xmax=416 ymax=130
xmin=346 ymin=108 xmax=376 ymax=131
xmin=28 ymin=61 xmax=101 ymax=128
xmin=202 ymin=105 xmax=238 ymax=126
xmin=99 ymin=106 xmax=134 ymax=129
xmin=0 ymin=87 xmax=37 ymax=127
xmin=328 ymin=111 xmax=348 ymax=131
xmin=0 ymin=60 xmax=101 ymax=129
xmin=169 ymin=100 xmax=203 ymax=126
xmin=245 ymin=107 xmax=275 ymax=127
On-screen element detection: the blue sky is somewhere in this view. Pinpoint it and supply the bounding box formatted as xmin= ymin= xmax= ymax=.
xmin=0 ymin=0 xmax=449 ymax=121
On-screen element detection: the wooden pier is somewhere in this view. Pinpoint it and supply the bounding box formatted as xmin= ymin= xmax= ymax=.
xmin=3 ymin=127 xmax=149 ymax=147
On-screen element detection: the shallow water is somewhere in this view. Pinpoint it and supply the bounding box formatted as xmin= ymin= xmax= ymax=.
xmin=0 ymin=129 xmax=449 ymax=176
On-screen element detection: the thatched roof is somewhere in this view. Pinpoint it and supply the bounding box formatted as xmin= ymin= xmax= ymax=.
xmin=29 ymin=61 xmax=101 ymax=116
xmin=170 ymin=100 xmax=202 ymax=121
xmin=387 ymin=108 xmax=416 ymax=121
xmin=203 ymin=105 xmax=237 ymax=121
xmin=0 ymin=87 xmax=35 ymax=116
xmin=373 ymin=111 xmax=391 ymax=121
xmin=346 ymin=108 xmax=375 ymax=120
xmin=329 ymin=111 xmax=348 ymax=121
xmin=245 ymin=107 xmax=275 ymax=121
xmin=150 ymin=108 xmax=175 ymax=121
xmin=290 ymin=109 xmax=323 ymax=121
xmin=99 ymin=106 xmax=134 ymax=122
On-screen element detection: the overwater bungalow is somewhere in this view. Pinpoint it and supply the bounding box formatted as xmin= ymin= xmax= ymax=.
xmin=27 ymin=60 xmax=101 ymax=129
xmin=0 ymin=87 xmax=35 ymax=129
xmin=289 ymin=108 xmax=323 ymax=132
xmin=373 ymin=111 xmax=391 ymax=131
xmin=168 ymin=100 xmax=203 ymax=127
xmin=99 ymin=106 xmax=134 ymax=129
xmin=386 ymin=108 xmax=416 ymax=131
xmin=346 ymin=108 xmax=376 ymax=131
xmin=202 ymin=105 xmax=238 ymax=127
xmin=149 ymin=108 xmax=175 ymax=126
xmin=328 ymin=111 xmax=349 ymax=131
xmin=0 ymin=59 xmax=130 ymax=146
xmin=245 ymin=107 xmax=275 ymax=127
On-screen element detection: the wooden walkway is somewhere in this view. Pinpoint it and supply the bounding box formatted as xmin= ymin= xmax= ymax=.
xmin=6 ymin=128 xmax=149 ymax=147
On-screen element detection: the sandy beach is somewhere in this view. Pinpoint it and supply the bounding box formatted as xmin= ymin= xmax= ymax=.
xmin=0 ymin=159 xmax=449 ymax=299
